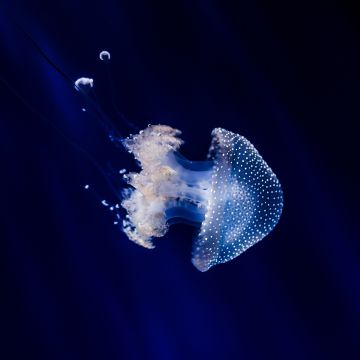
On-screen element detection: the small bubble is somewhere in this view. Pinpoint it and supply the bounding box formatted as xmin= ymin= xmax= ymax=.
xmin=99 ymin=50 xmax=111 ymax=61
xmin=74 ymin=77 xmax=94 ymax=92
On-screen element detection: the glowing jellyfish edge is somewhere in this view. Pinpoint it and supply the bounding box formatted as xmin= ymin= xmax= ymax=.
xmin=120 ymin=125 xmax=283 ymax=272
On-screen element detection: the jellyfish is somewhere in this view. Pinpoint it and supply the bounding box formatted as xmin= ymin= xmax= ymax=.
xmin=3 ymin=29 xmax=283 ymax=271
xmin=120 ymin=124 xmax=283 ymax=272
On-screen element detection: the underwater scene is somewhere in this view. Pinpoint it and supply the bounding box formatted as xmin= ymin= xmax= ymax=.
xmin=1 ymin=0 xmax=359 ymax=359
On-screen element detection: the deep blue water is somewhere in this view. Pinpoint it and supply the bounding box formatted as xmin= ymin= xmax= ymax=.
xmin=1 ymin=1 xmax=359 ymax=359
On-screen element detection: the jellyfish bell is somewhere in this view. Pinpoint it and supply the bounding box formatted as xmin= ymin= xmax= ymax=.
xmin=121 ymin=124 xmax=283 ymax=271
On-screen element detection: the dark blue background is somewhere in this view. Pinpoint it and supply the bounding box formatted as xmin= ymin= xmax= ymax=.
xmin=1 ymin=1 xmax=359 ymax=359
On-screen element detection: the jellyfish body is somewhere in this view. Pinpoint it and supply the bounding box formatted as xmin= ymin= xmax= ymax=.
xmin=121 ymin=125 xmax=283 ymax=271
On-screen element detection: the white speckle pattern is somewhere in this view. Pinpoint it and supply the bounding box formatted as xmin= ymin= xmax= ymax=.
xmin=192 ymin=128 xmax=283 ymax=271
